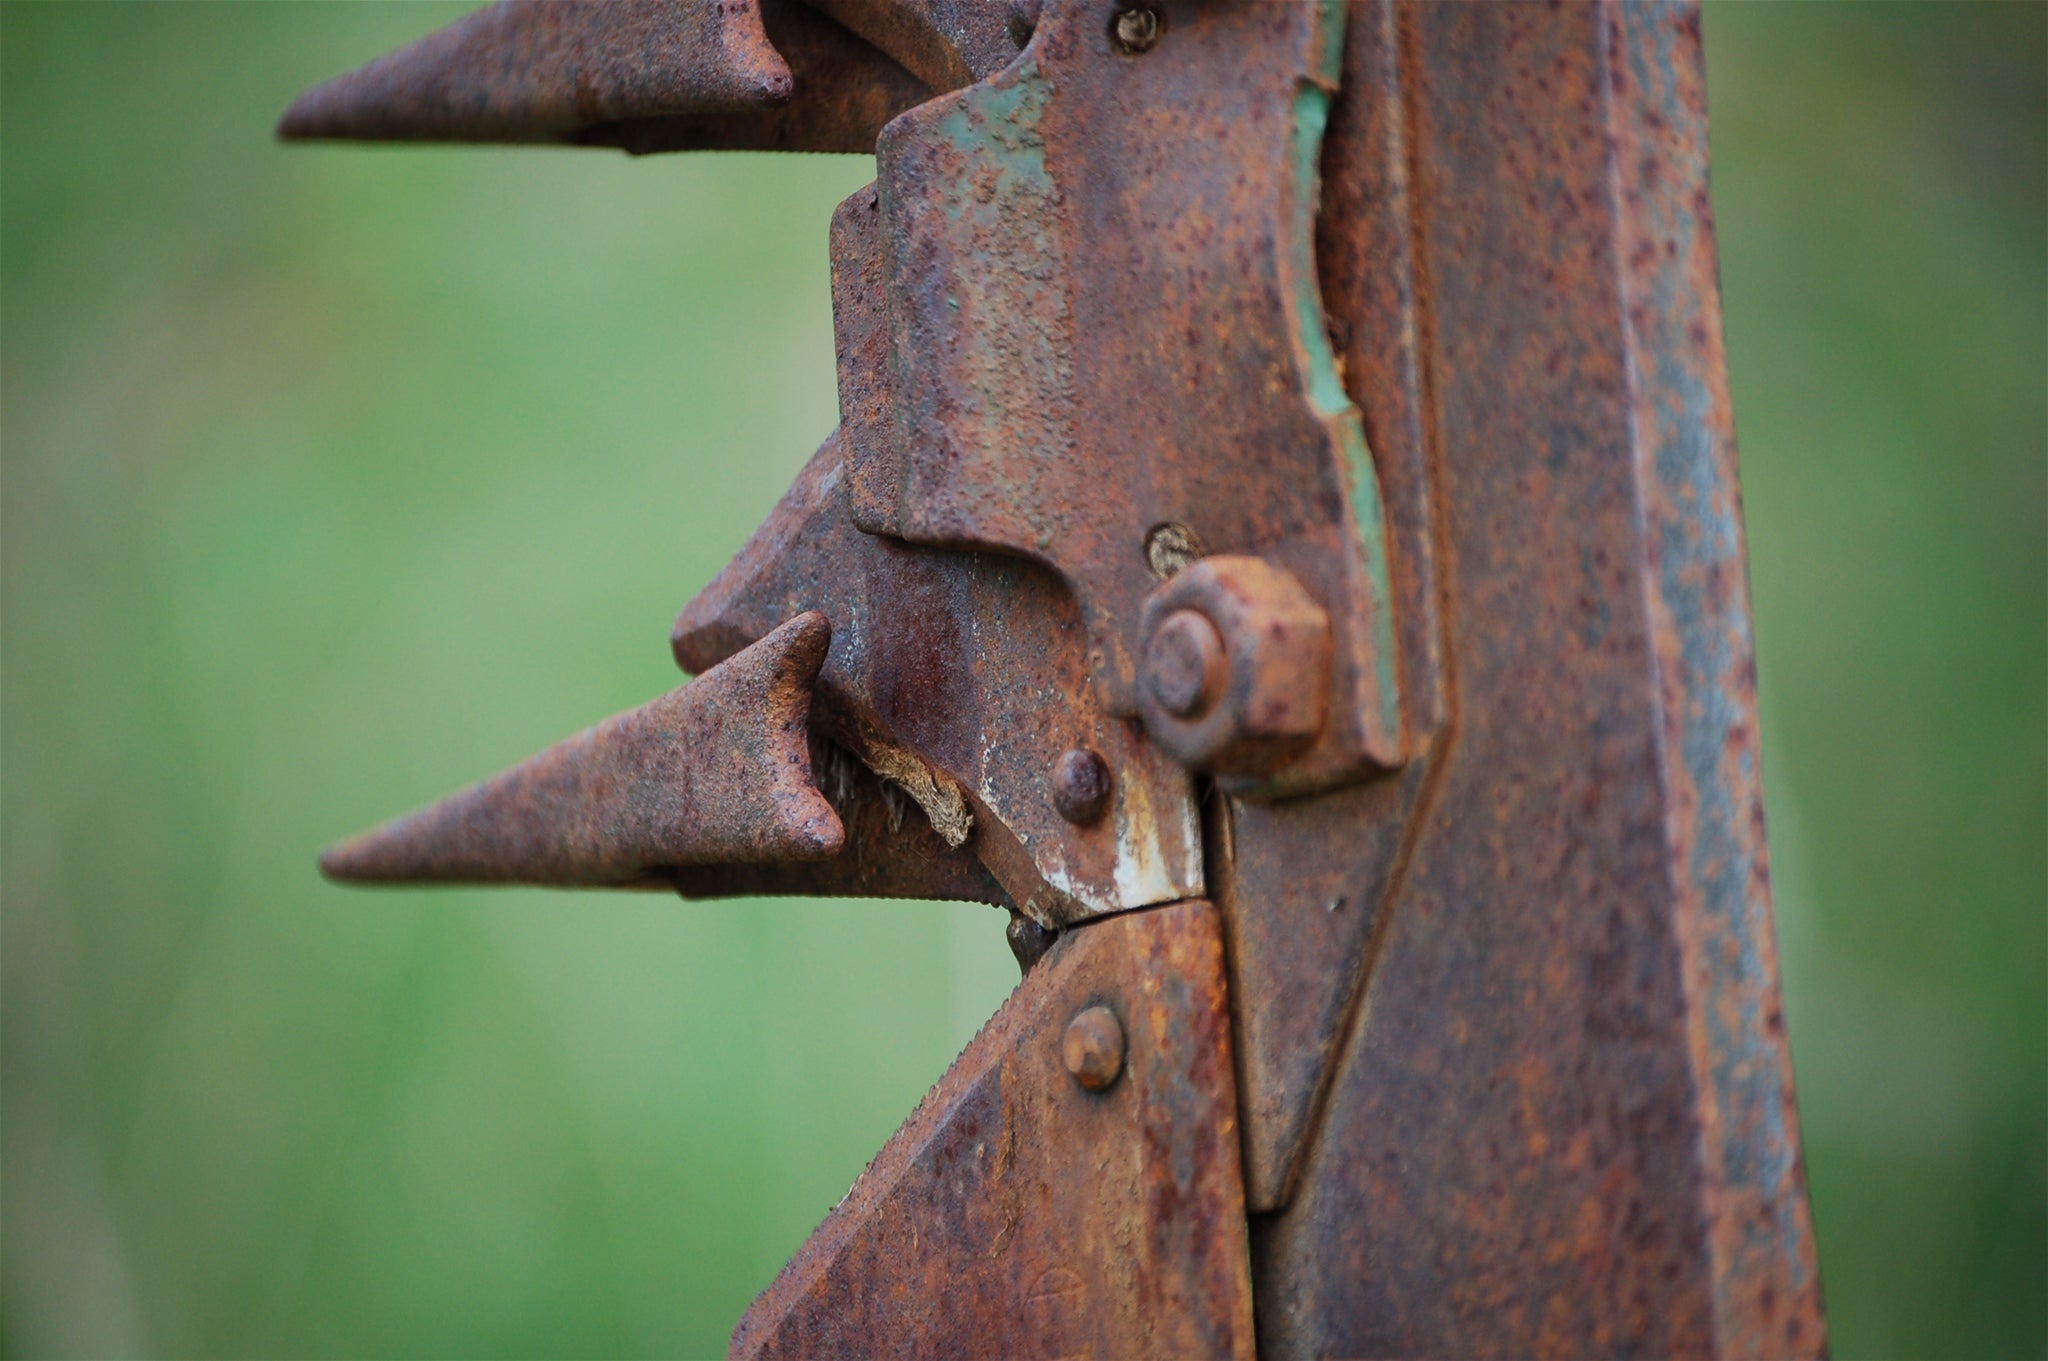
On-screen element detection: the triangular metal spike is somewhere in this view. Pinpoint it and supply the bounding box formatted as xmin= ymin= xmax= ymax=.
xmin=320 ymin=612 xmax=843 ymax=887
xmin=277 ymin=0 xmax=794 ymax=145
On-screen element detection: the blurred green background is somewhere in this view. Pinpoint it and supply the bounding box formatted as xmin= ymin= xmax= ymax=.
xmin=2 ymin=2 xmax=2041 ymax=1356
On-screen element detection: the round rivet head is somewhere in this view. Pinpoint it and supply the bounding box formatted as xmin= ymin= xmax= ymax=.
xmin=1143 ymin=609 xmax=1227 ymax=719
xmin=1110 ymin=3 xmax=1162 ymax=54
xmin=1144 ymin=522 xmax=1203 ymax=580
xmin=1051 ymin=747 xmax=1113 ymax=825
xmin=1062 ymin=1005 xmax=1125 ymax=1091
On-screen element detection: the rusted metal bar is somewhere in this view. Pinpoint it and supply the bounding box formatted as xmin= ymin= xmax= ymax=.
xmin=277 ymin=0 xmax=794 ymax=143
xmin=730 ymin=898 xmax=1253 ymax=1359
xmin=320 ymin=613 xmax=842 ymax=887
xmin=1240 ymin=4 xmax=1825 ymax=1357
xmin=581 ymin=0 xmax=932 ymax=155
xmin=278 ymin=0 xmax=934 ymax=157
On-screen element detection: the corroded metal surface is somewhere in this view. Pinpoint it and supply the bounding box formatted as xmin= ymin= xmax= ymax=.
xmin=1209 ymin=763 xmax=1435 ymax=1214
xmin=1614 ymin=4 xmax=1823 ymax=1348
xmin=290 ymin=0 xmax=1826 ymax=1352
xmin=842 ymin=0 xmax=1408 ymax=795
xmin=729 ymin=898 xmax=1253 ymax=1360
xmin=321 ymin=613 xmax=842 ymax=886
xmin=1247 ymin=4 xmax=1824 ymax=1357
xmin=674 ymin=434 xmax=1201 ymax=925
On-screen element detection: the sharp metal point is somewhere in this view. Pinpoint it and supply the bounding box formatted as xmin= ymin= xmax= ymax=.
xmin=320 ymin=612 xmax=843 ymax=887
xmin=277 ymin=0 xmax=793 ymax=146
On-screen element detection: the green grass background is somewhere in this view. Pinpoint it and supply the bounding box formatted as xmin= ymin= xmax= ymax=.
xmin=2 ymin=3 xmax=2041 ymax=1356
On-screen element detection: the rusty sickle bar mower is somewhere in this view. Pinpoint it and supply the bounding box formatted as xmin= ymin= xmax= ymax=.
xmin=289 ymin=1 xmax=1825 ymax=1355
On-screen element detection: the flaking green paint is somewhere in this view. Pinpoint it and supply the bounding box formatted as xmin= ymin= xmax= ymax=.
xmin=930 ymin=64 xmax=1055 ymax=221
xmin=1286 ymin=5 xmax=1404 ymax=747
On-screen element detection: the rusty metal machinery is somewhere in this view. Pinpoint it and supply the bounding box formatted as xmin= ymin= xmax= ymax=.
xmin=289 ymin=1 xmax=1827 ymax=1355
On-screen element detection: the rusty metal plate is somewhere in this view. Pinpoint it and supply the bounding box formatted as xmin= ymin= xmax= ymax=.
xmin=1248 ymin=4 xmax=1825 ymax=1356
xmin=843 ymin=0 xmax=1407 ymax=794
xmin=730 ymin=897 xmax=1253 ymax=1359
xmin=1210 ymin=764 xmax=1434 ymax=1214
xmin=320 ymin=612 xmax=842 ymax=887
xmin=674 ymin=434 xmax=1202 ymax=925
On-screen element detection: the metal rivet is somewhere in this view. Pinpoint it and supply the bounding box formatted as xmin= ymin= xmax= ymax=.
xmin=1062 ymin=1005 xmax=1125 ymax=1091
xmin=1143 ymin=609 xmax=1226 ymax=718
xmin=1050 ymin=747 xmax=1113 ymax=825
xmin=1110 ymin=4 xmax=1162 ymax=54
xmin=1144 ymin=522 xmax=1202 ymax=579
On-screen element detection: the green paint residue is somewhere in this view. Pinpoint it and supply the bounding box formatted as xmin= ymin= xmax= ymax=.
xmin=933 ymin=63 xmax=1053 ymax=202
xmin=1288 ymin=59 xmax=1404 ymax=747
xmin=1309 ymin=0 xmax=1347 ymax=89
xmin=1291 ymin=88 xmax=1351 ymax=420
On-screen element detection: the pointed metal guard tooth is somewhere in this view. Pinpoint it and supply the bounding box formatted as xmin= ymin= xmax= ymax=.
xmin=277 ymin=0 xmax=793 ymax=145
xmin=320 ymin=612 xmax=842 ymax=887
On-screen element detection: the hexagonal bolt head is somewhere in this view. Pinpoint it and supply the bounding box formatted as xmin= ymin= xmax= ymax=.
xmin=1062 ymin=1004 xmax=1125 ymax=1092
xmin=1135 ymin=556 xmax=1332 ymax=777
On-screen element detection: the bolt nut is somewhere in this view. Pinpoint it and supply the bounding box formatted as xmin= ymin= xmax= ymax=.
xmin=1050 ymin=747 xmax=1113 ymax=825
xmin=1062 ymin=1004 xmax=1125 ymax=1091
xmin=1135 ymin=556 xmax=1332 ymax=777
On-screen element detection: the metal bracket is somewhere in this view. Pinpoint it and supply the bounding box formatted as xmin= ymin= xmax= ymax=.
xmin=286 ymin=1 xmax=1825 ymax=1355
xmin=839 ymin=0 xmax=1408 ymax=798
